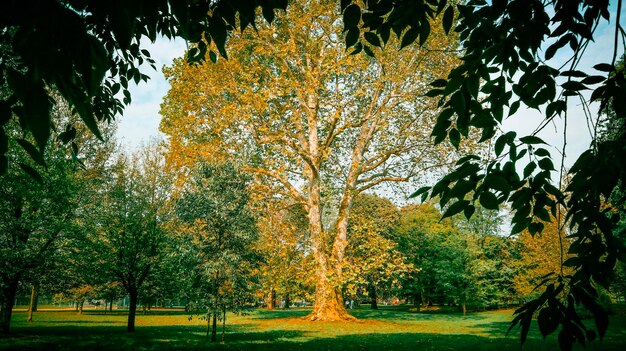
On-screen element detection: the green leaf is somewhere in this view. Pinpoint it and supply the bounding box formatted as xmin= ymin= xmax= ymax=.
xmin=464 ymin=204 xmax=475 ymax=220
xmin=534 ymin=148 xmax=550 ymax=157
xmin=209 ymin=16 xmax=228 ymax=58
xmin=419 ymin=21 xmax=430 ymax=46
xmin=209 ymin=51 xmax=217 ymax=64
xmin=409 ymin=186 xmax=431 ymax=199
xmin=484 ymin=175 xmax=509 ymax=193
xmin=523 ymin=162 xmax=537 ymax=178
xmin=561 ymin=81 xmax=587 ymax=91
xmin=346 ymin=28 xmax=360 ymax=48
xmin=520 ymin=135 xmax=546 ymax=144
xmin=400 ymin=28 xmax=419 ymax=50
xmin=538 ymin=158 xmax=554 ymax=171
xmin=443 ymin=200 xmax=469 ymax=218
xmin=343 ymin=4 xmax=361 ymax=29
xmin=364 ymin=32 xmax=381 ymax=47
xmin=442 ymin=6 xmax=454 ymax=34
xmin=479 ymin=191 xmax=499 ymax=210
xmin=537 ymin=306 xmax=560 ymax=338
xmin=593 ymin=63 xmax=614 ymax=72
xmin=508 ymin=100 xmax=520 ymax=116
xmin=449 ymin=128 xmax=460 ymax=149
xmin=430 ymin=79 xmax=447 ymax=88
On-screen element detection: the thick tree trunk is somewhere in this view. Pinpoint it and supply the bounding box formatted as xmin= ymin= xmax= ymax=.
xmin=0 ymin=277 xmax=19 ymax=334
xmin=109 ymin=299 xmax=114 ymax=312
xmin=27 ymin=284 xmax=37 ymax=322
xmin=284 ymin=292 xmax=290 ymax=309
xmin=308 ymin=270 xmax=354 ymax=321
xmin=268 ymin=288 xmax=276 ymax=309
xmin=127 ymin=290 xmax=138 ymax=332
xmin=368 ymin=284 xmax=378 ymax=310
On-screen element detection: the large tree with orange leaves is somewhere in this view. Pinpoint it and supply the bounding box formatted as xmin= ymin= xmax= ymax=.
xmin=160 ymin=0 xmax=460 ymax=321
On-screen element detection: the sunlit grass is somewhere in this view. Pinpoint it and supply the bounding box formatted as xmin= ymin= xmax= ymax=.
xmin=2 ymin=305 xmax=625 ymax=350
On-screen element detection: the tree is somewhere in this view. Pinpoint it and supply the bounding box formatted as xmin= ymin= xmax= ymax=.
xmin=0 ymin=0 xmax=291 ymax=175
xmin=344 ymin=194 xmax=413 ymax=309
xmin=344 ymin=1 xmax=623 ymax=347
xmin=90 ymin=143 xmax=170 ymax=332
xmin=161 ymin=0 xmax=460 ymax=321
xmin=256 ymin=200 xmax=315 ymax=310
xmin=175 ymin=161 xmax=258 ymax=342
xmin=0 ymin=122 xmax=76 ymax=333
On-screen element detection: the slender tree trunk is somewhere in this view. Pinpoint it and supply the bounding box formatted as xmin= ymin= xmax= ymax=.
xmin=206 ymin=311 xmax=211 ymax=340
xmin=221 ymin=305 xmax=226 ymax=342
xmin=27 ymin=284 xmax=37 ymax=322
xmin=109 ymin=299 xmax=114 ymax=312
xmin=368 ymin=284 xmax=378 ymax=310
xmin=127 ymin=290 xmax=138 ymax=332
xmin=211 ymin=309 xmax=217 ymax=342
xmin=0 ymin=277 xmax=19 ymax=334
xmin=78 ymin=300 xmax=84 ymax=314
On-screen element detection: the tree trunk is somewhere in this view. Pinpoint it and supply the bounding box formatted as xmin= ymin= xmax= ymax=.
xmin=211 ymin=309 xmax=217 ymax=342
xmin=78 ymin=300 xmax=84 ymax=314
xmin=0 ymin=277 xmax=19 ymax=334
xmin=27 ymin=284 xmax=37 ymax=322
xmin=368 ymin=284 xmax=378 ymax=310
xmin=221 ymin=305 xmax=226 ymax=342
xmin=308 ymin=270 xmax=354 ymax=321
xmin=127 ymin=290 xmax=138 ymax=332
xmin=109 ymin=299 xmax=114 ymax=312
xmin=284 ymin=292 xmax=290 ymax=309
xmin=413 ymin=293 xmax=421 ymax=311
xmin=206 ymin=312 xmax=211 ymax=340
xmin=268 ymin=288 xmax=276 ymax=309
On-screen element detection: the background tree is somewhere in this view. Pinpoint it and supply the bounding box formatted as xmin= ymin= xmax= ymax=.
xmin=160 ymin=0 xmax=461 ymax=321
xmin=175 ymin=162 xmax=258 ymax=342
xmin=256 ymin=200 xmax=315 ymax=309
xmin=89 ymin=143 xmax=170 ymax=332
xmin=344 ymin=194 xmax=412 ymax=309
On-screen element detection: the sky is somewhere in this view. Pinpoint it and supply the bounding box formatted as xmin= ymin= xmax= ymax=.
xmin=115 ymin=37 xmax=187 ymax=150
xmin=116 ymin=4 xmax=625 ymax=172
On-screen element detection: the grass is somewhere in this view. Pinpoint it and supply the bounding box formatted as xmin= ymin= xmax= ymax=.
xmin=1 ymin=305 xmax=625 ymax=350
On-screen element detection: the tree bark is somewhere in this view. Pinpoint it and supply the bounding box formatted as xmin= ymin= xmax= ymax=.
xmin=268 ymin=288 xmax=276 ymax=309
xmin=109 ymin=299 xmax=114 ymax=312
xmin=211 ymin=309 xmax=217 ymax=342
xmin=78 ymin=299 xmax=84 ymax=314
xmin=127 ymin=290 xmax=138 ymax=332
xmin=27 ymin=284 xmax=37 ymax=322
xmin=284 ymin=292 xmax=290 ymax=309
xmin=308 ymin=269 xmax=354 ymax=321
xmin=368 ymin=284 xmax=378 ymax=310
xmin=0 ymin=277 xmax=19 ymax=334
xmin=221 ymin=305 xmax=226 ymax=342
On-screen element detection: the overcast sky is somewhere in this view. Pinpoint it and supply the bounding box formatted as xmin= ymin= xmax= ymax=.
xmin=116 ymin=5 xmax=624 ymax=171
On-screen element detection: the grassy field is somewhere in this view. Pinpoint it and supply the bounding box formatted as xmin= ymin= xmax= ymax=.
xmin=1 ymin=306 xmax=625 ymax=350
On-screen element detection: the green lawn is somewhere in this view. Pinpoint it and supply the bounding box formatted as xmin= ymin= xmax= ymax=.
xmin=1 ymin=306 xmax=625 ymax=350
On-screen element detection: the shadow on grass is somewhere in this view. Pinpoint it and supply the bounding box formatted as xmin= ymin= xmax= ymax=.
xmin=252 ymin=308 xmax=311 ymax=320
xmin=0 ymin=326 xmax=566 ymax=351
